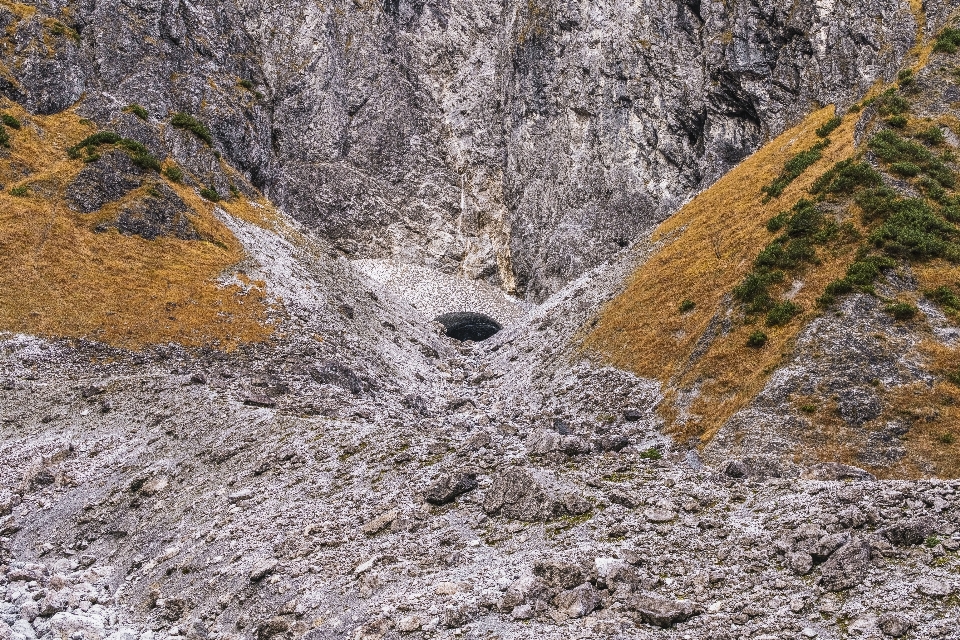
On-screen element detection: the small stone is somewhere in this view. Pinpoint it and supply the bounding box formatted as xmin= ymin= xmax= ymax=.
xmin=510 ymin=604 xmax=534 ymax=620
xmin=788 ymin=551 xmax=813 ymax=575
xmin=249 ymin=559 xmax=278 ymax=582
xmin=801 ymin=627 xmax=818 ymax=638
xmin=629 ymin=593 xmax=702 ymax=628
xmin=396 ymin=615 xmax=422 ymax=632
xmin=424 ymin=473 xmax=478 ymax=505
xmin=243 ymin=391 xmax=276 ymax=408
xmin=553 ymin=583 xmax=600 ymax=619
xmin=644 ymin=508 xmax=676 ymax=523
xmin=434 ymin=582 xmax=458 ymax=595
xmin=362 ymin=508 xmax=398 ymax=535
xmin=190 ymin=373 xmax=207 ymax=384
xmin=228 ymin=488 xmax=253 ymax=503
xmin=916 ymin=577 xmax=952 ymax=598
xmin=878 ymin=613 xmax=913 ymax=637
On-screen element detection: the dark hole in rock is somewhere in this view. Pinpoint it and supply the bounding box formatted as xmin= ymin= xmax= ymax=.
xmin=435 ymin=312 xmax=502 ymax=342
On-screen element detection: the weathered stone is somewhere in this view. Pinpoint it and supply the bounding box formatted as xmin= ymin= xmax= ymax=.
xmin=424 ymin=473 xmax=478 ymax=505
xmin=553 ymin=583 xmax=600 ymax=619
xmin=819 ymin=539 xmax=871 ymax=591
xmin=629 ymin=593 xmax=703 ymax=628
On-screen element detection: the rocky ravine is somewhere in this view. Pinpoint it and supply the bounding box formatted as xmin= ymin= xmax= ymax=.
xmin=1 ymin=209 xmax=959 ymax=640
xmin=1 ymin=0 xmax=951 ymax=298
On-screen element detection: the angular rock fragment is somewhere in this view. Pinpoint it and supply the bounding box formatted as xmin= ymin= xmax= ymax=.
xmin=249 ymin=558 xmax=278 ymax=582
xmin=362 ymin=509 xmax=398 ymax=535
xmin=482 ymin=468 xmax=565 ymax=521
xmin=882 ymin=517 xmax=936 ymax=547
xmin=553 ymin=583 xmax=600 ymax=619
xmin=629 ymin=593 xmax=703 ymax=627
xmin=424 ymin=472 xmax=478 ymax=505
xmin=66 ymin=151 xmax=145 ymax=213
xmin=819 ymin=539 xmax=871 ymax=591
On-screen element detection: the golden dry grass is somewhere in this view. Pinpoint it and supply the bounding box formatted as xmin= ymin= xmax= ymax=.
xmin=0 ymin=102 xmax=274 ymax=350
xmin=583 ymin=107 xmax=864 ymax=444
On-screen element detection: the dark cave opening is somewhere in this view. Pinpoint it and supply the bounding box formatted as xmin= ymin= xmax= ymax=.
xmin=435 ymin=312 xmax=502 ymax=342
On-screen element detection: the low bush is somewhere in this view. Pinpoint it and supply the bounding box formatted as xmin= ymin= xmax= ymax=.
xmin=124 ymin=104 xmax=149 ymax=120
xmin=918 ymin=125 xmax=945 ymax=145
xmin=638 ymin=448 xmax=662 ymax=460
xmin=938 ymin=432 xmax=957 ymax=445
xmin=884 ymin=301 xmax=918 ymax=320
xmin=733 ymin=270 xmax=784 ymax=314
xmin=679 ymin=299 xmax=695 ymax=313
xmin=762 ymin=140 xmax=830 ymax=199
xmin=926 ymin=285 xmax=960 ymax=313
xmin=164 ymin=165 xmax=184 ymax=182
xmin=0 ymin=127 xmax=8 ymax=148
xmin=10 ymin=185 xmax=28 ymax=197
xmin=898 ymin=69 xmax=915 ymax=86
xmin=67 ymin=132 xmax=161 ymax=172
xmin=766 ymin=300 xmax=802 ymax=327
xmin=868 ymin=130 xmax=955 ymax=188
xmin=767 ymin=211 xmax=788 ymax=232
xmin=746 ymin=331 xmax=768 ymax=348
xmin=1 ymin=114 xmax=21 ymax=129
xmin=875 ymin=88 xmax=910 ymax=116
xmin=810 ymin=160 xmax=882 ymax=196
xmin=891 ymin=161 xmax=921 ymax=177
xmin=171 ymin=113 xmax=212 ymax=145
xmin=886 ymin=115 xmax=908 ymax=128
xmin=934 ymin=27 xmax=960 ymax=54
xmin=868 ymin=198 xmax=959 ymax=261
xmin=199 ymin=185 xmax=220 ymax=202
xmin=816 ymin=116 xmax=842 ymax=138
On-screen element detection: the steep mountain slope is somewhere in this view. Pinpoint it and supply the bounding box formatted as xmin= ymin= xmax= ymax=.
xmin=0 ymin=0 xmax=949 ymax=299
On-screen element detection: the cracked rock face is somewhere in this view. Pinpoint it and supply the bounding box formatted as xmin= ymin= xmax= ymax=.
xmin=0 ymin=0 xmax=947 ymax=299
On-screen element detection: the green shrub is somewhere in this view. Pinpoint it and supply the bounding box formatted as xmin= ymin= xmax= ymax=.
xmin=129 ymin=151 xmax=161 ymax=172
xmin=918 ymin=125 xmax=945 ymax=146
xmin=0 ymin=127 xmax=8 ymax=148
xmin=48 ymin=20 xmax=80 ymax=42
xmin=799 ymin=403 xmax=816 ymax=413
xmin=199 ymin=185 xmax=220 ymax=202
xmin=638 ymin=448 xmax=662 ymax=460
xmin=868 ymin=198 xmax=959 ymax=261
xmin=0 ymin=113 xmax=21 ymax=129
xmin=767 ymin=212 xmax=788 ymax=232
xmin=810 ymin=160 xmax=882 ymax=196
xmin=755 ymin=238 xmax=817 ymax=271
xmin=746 ymin=330 xmax=768 ymax=348
xmin=816 ymin=116 xmax=842 ymax=138
xmin=875 ymin=88 xmax=910 ymax=116
xmin=934 ymin=27 xmax=960 ymax=54
xmin=926 ymin=285 xmax=960 ymax=313
xmin=766 ymin=300 xmax=802 ymax=326
xmin=898 ymin=69 xmax=915 ymax=86
xmin=164 ymin=165 xmax=184 ymax=182
xmin=918 ymin=176 xmax=947 ymax=202
xmin=845 ymin=254 xmax=896 ymax=287
xmin=762 ymin=140 xmax=830 ymax=200
xmin=10 ymin=185 xmax=28 ymax=197
xmin=67 ymin=132 xmax=161 ymax=172
xmin=938 ymin=432 xmax=957 ymax=445
xmin=885 ymin=301 xmax=918 ymax=320
xmin=124 ymin=104 xmax=149 ymax=120
xmin=171 ymin=113 xmax=212 ymax=145
xmin=733 ymin=270 xmax=784 ymax=313
xmin=868 ymin=130 xmax=955 ymax=188
xmin=891 ymin=161 xmax=921 ymax=177
xmin=679 ymin=299 xmax=696 ymax=313
xmin=886 ymin=115 xmax=908 ymax=129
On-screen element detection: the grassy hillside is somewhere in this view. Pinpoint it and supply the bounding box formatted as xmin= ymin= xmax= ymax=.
xmin=0 ymin=100 xmax=276 ymax=350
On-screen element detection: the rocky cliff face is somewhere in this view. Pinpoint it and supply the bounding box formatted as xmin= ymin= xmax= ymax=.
xmin=0 ymin=0 xmax=947 ymax=299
